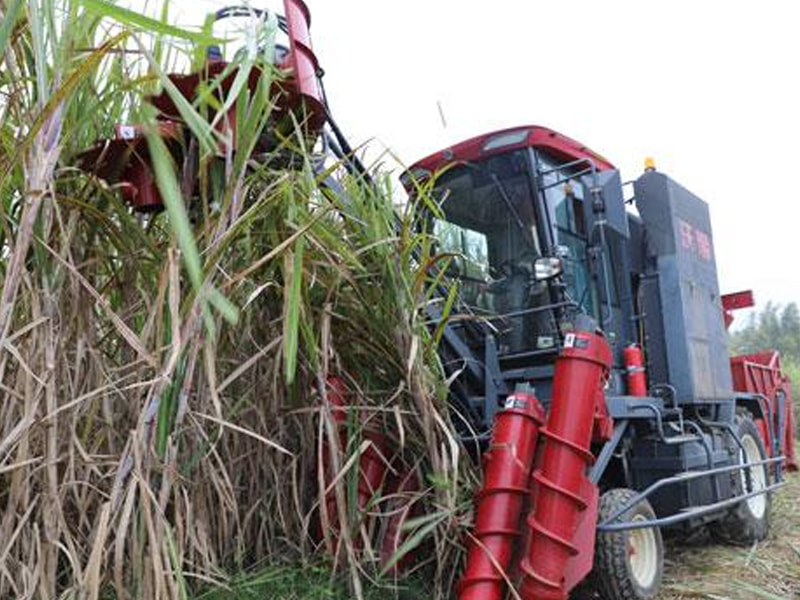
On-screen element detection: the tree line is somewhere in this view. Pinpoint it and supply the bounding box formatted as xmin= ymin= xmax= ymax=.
xmin=730 ymin=302 xmax=800 ymax=434
xmin=731 ymin=302 xmax=800 ymax=364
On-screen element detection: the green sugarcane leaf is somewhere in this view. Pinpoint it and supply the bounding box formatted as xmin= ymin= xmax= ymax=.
xmin=432 ymin=281 xmax=458 ymax=349
xmin=207 ymin=287 xmax=239 ymax=325
xmin=145 ymin=125 xmax=203 ymax=289
xmin=145 ymin=119 xmax=237 ymax=328
xmin=379 ymin=512 xmax=447 ymax=576
xmin=141 ymin=49 xmax=218 ymax=157
xmin=79 ymin=0 xmax=221 ymax=45
xmin=283 ymin=238 xmax=304 ymax=385
xmin=191 ymin=12 xmax=217 ymax=71
xmin=0 ymin=0 xmax=24 ymax=65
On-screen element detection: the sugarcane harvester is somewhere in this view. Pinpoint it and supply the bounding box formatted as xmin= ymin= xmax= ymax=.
xmin=403 ymin=128 xmax=797 ymax=599
xmin=75 ymin=2 xmax=796 ymax=598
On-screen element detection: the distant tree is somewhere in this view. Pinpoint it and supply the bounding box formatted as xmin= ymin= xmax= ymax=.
xmin=779 ymin=303 xmax=800 ymax=360
xmin=730 ymin=302 xmax=800 ymax=363
xmin=731 ymin=302 xmax=800 ymax=436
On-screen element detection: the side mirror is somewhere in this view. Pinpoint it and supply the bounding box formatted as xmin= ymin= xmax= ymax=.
xmin=533 ymin=256 xmax=563 ymax=281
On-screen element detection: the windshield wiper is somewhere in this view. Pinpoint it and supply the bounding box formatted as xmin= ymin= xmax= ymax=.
xmin=462 ymin=162 xmax=527 ymax=233
xmin=489 ymin=172 xmax=527 ymax=232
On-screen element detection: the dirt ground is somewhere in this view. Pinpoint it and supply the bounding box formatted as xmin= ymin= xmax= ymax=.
xmin=661 ymin=471 xmax=800 ymax=600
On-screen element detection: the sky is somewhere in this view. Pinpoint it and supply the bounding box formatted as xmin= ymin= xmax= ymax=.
xmin=160 ymin=0 xmax=800 ymax=312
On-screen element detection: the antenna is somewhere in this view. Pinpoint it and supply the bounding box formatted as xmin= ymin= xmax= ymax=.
xmin=436 ymin=99 xmax=448 ymax=130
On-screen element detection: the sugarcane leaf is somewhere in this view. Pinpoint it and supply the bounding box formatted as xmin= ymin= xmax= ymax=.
xmin=379 ymin=512 xmax=447 ymax=576
xmin=137 ymin=43 xmax=218 ymax=157
xmin=207 ymin=287 xmax=239 ymax=325
xmin=191 ymin=12 xmax=217 ymax=70
xmin=432 ymin=281 xmax=458 ymax=349
xmin=282 ymin=238 xmax=304 ymax=385
xmin=0 ymin=0 xmax=24 ymax=65
xmin=145 ymin=126 xmax=202 ymax=289
xmin=145 ymin=117 xmax=238 ymax=327
xmin=3 ymin=31 xmax=130 ymax=185
xmin=78 ymin=0 xmax=220 ymax=45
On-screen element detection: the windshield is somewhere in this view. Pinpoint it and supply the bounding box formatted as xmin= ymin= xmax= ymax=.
xmin=434 ymin=149 xmax=539 ymax=280
xmin=432 ymin=149 xmax=557 ymax=355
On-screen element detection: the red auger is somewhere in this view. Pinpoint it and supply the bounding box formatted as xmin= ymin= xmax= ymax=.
xmin=520 ymin=322 xmax=612 ymax=600
xmin=458 ymin=387 xmax=545 ymax=600
xmin=319 ymin=377 xmax=349 ymax=549
xmin=320 ymin=377 xmax=393 ymax=555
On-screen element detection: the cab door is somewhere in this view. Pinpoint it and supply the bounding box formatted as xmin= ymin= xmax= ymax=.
xmin=536 ymin=151 xmax=600 ymax=320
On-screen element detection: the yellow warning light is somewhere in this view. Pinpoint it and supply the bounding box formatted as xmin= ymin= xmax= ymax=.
xmin=644 ymin=157 xmax=657 ymax=172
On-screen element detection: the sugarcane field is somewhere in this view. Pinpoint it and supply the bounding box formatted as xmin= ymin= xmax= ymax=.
xmin=0 ymin=1 xmax=798 ymax=599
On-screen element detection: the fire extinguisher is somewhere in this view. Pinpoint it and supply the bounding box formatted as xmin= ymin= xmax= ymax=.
xmin=623 ymin=344 xmax=647 ymax=396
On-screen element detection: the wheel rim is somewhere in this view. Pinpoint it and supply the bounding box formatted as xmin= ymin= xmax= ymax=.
xmin=741 ymin=434 xmax=767 ymax=519
xmin=628 ymin=515 xmax=659 ymax=589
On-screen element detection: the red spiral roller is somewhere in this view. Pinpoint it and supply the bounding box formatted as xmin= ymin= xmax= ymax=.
xmin=458 ymin=387 xmax=545 ymax=600
xmin=520 ymin=323 xmax=612 ymax=600
xmin=320 ymin=377 xmax=390 ymax=552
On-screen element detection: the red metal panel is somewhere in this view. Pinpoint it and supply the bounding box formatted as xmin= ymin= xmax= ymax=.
xmin=379 ymin=469 xmax=422 ymax=573
xmin=721 ymin=290 xmax=755 ymax=311
xmin=319 ymin=377 xmax=393 ymax=557
xmin=730 ymin=351 xmax=797 ymax=471
xmin=561 ymin=480 xmax=599 ymax=592
xmin=722 ymin=290 xmax=755 ymax=329
xmin=121 ymin=159 xmax=163 ymax=211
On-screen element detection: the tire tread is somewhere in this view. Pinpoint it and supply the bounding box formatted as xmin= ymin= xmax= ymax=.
xmin=708 ymin=411 xmax=771 ymax=545
xmin=592 ymin=488 xmax=663 ymax=600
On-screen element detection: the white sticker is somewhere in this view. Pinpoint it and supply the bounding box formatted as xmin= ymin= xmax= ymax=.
xmin=118 ymin=125 xmax=137 ymax=140
xmin=504 ymin=397 xmax=527 ymax=410
xmin=564 ymin=333 xmax=576 ymax=348
xmin=537 ymin=336 xmax=555 ymax=349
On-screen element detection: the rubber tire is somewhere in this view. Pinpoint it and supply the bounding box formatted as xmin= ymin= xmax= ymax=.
xmin=709 ymin=412 xmax=771 ymax=545
xmin=592 ymin=488 xmax=664 ymax=600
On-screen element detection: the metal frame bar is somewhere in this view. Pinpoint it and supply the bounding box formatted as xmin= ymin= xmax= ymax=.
xmin=597 ymin=455 xmax=785 ymax=532
xmin=599 ymin=481 xmax=786 ymax=531
xmin=589 ymin=420 xmax=629 ymax=484
xmin=536 ymin=156 xmax=595 ymax=183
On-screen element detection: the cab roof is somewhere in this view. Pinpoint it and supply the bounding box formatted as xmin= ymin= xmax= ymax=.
xmin=408 ymin=125 xmax=615 ymax=179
